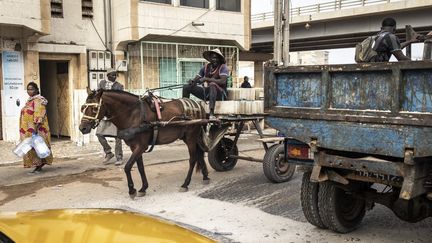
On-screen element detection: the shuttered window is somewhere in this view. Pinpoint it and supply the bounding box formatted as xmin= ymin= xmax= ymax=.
xmin=216 ymin=0 xmax=241 ymax=12
xmin=180 ymin=0 xmax=209 ymax=8
xmin=51 ymin=0 xmax=63 ymax=18
xmin=82 ymin=0 xmax=94 ymax=19
xmin=142 ymin=0 xmax=172 ymax=4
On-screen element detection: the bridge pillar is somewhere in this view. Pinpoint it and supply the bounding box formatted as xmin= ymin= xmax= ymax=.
xmin=254 ymin=61 xmax=264 ymax=88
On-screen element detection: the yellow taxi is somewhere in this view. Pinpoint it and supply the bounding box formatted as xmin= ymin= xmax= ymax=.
xmin=0 ymin=209 xmax=216 ymax=243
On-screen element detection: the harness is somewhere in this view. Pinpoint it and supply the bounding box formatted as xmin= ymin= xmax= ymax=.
xmin=81 ymin=99 xmax=103 ymax=128
xmin=82 ymin=91 xmax=206 ymax=153
xmin=118 ymin=96 xmax=205 ymax=152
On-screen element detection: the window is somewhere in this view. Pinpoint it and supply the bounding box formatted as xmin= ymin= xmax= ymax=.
xmin=216 ymin=0 xmax=240 ymax=12
xmin=142 ymin=0 xmax=172 ymax=4
xmin=180 ymin=0 xmax=208 ymax=8
xmin=51 ymin=0 xmax=63 ymax=18
xmin=82 ymin=0 xmax=93 ymax=18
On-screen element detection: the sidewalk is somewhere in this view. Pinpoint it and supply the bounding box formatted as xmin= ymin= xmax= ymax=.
xmin=0 ymin=129 xmax=275 ymax=167
xmin=0 ymin=138 xmax=106 ymax=167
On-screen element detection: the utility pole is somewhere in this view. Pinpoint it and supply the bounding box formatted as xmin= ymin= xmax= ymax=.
xmin=273 ymin=0 xmax=283 ymax=65
xmin=283 ymin=0 xmax=290 ymax=66
xmin=274 ymin=0 xmax=290 ymax=66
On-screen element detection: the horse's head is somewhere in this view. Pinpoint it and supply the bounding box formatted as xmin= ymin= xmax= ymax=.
xmin=79 ymin=88 xmax=106 ymax=134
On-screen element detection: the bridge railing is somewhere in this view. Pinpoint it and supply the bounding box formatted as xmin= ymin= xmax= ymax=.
xmin=251 ymin=0 xmax=403 ymax=22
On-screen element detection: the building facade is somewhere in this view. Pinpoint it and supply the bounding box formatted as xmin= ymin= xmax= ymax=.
xmin=0 ymin=0 xmax=251 ymax=143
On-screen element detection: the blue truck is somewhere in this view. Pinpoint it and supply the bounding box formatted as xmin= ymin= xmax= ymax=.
xmin=264 ymin=61 xmax=432 ymax=233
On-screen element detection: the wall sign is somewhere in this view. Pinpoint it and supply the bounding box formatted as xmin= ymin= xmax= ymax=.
xmin=2 ymin=51 xmax=25 ymax=116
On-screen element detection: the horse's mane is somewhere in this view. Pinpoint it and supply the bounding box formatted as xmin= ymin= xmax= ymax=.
xmin=103 ymin=89 xmax=139 ymax=99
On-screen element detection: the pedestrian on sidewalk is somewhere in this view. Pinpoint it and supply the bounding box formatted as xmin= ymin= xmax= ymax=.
xmin=19 ymin=82 xmax=53 ymax=174
xmin=96 ymin=68 xmax=123 ymax=165
xmin=240 ymin=76 xmax=252 ymax=88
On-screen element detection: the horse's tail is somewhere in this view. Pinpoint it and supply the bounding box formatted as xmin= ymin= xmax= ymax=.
xmin=197 ymin=126 xmax=210 ymax=152
xmin=198 ymin=124 xmax=229 ymax=152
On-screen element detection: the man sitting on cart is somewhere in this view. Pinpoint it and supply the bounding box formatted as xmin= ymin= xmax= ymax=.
xmin=182 ymin=48 xmax=229 ymax=120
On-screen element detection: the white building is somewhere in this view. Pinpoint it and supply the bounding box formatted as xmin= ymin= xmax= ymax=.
xmin=0 ymin=0 xmax=251 ymax=142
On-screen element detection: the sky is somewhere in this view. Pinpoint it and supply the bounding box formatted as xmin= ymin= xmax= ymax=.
xmin=250 ymin=0 xmax=424 ymax=64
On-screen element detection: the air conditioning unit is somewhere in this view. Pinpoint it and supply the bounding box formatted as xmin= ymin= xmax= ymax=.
xmin=115 ymin=60 xmax=128 ymax=72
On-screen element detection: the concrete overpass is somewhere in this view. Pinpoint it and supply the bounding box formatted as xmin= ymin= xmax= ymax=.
xmin=251 ymin=0 xmax=432 ymax=53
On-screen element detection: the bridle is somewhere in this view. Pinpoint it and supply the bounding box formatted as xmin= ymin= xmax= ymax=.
xmin=81 ymin=98 xmax=103 ymax=128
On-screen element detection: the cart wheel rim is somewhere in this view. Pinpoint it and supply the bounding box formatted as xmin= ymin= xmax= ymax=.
xmin=276 ymin=153 xmax=290 ymax=174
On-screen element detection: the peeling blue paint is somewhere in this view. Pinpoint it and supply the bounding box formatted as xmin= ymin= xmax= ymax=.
xmin=276 ymin=73 xmax=322 ymax=107
xmin=266 ymin=62 xmax=432 ymax=159
xmin=402 ymin=69 xmax=432 ymax=112
xmin=331 ymin=71 xmax=392 ymax=110
xmin=266 ymin=117 xmax=432 ymax=158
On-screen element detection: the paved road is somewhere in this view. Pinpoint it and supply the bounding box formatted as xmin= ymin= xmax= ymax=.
xmin=1 ymin=134 xmax=432 ymax=242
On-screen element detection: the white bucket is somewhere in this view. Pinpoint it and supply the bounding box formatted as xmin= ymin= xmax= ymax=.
xmin=32 ymin=134 xmax=51 ymax=159
xmin=13 ymin=137 xmax=33 ymax=157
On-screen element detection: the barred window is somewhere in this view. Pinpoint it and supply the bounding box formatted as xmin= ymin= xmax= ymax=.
xmin=142 ymin=0 xmax=172 ymax=4
xmin=82 ymin=0 xmax=93 ymax=19
xmin=216 ymin=0 xmax=240 ymax=12
xmin=51 ymin=0 xmax=63 ymax=18
xmin=180 ymin=0 xmax=209 ymax=8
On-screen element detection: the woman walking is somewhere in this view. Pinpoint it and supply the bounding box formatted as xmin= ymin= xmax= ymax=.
xmin=19 ymin=82 xmax=53 ymax=174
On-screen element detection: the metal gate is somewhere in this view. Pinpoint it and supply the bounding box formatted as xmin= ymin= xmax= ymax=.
xmin=133 ymin=42 xmax=238 ymax=99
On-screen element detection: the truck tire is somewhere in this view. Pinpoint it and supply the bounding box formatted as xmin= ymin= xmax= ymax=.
xmin=208 ymin=137 xmax=238 ymax=171
xmin=263 ymin=144 xmax=296 ymax=183
xmin=300 ymin=172 xmax=327 ymax=229
xmin=318 ymin=181 xmax=366 ymax=233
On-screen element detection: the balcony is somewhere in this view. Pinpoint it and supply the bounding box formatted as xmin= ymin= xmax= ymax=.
xmin=113 ymin=0 xmax=250 ymax=50
xmin=0 ymin=0 xmax=50 ymax=35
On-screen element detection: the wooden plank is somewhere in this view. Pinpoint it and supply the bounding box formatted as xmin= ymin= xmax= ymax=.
xmin=256 ymin=137 xmax=284 ymax=143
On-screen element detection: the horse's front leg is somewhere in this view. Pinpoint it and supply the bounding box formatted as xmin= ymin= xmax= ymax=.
xmin=135 ymin=155 xmax=148 ymax=197
xmin=124 ymin=146 xmax=142 ymax=199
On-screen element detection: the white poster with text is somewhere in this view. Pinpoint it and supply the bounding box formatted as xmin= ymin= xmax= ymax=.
xmin=2 ymin=51 xmax=25 ymax=117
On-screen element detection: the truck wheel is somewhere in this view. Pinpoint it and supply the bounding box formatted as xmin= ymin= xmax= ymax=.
xmin=208 ymin=137 xmax=238 ymax=171
xmin=301 ymin=172 xmax=327 ymax=229
xmin=263 ymin=144 xmax=296 ymax=183
xmin=318 ymin=181 xmax=366 ymax=233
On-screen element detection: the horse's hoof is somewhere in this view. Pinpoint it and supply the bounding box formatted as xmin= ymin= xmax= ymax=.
xmin=203 ymin=179 xmax=210 ymax=185
xmin=137 ymin=191 xmax=146 ymax=197
xmin=129 ymin=191 xmax=137 ymax=200
xmin=179 ymin=187 xmax=188 ymax=192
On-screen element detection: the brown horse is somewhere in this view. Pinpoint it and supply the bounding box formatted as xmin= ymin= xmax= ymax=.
xmin=79 ymin=89 xmax=210 ymax=198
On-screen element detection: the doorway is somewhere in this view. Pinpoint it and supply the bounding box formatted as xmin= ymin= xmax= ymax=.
xmin=39 ymin=60 xmax=71 ymax=139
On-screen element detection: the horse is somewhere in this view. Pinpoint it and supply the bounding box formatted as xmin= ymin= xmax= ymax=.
xmin=79 ymin=88 xmax=211 ymax=198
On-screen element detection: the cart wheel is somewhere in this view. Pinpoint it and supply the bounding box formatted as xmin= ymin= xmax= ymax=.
xmin=318 ymin=181 xmax=366 ymax=233
xmin=208 ymin=137 xmax=238 ymax=171
xmin=301 ymin=172 xmax=327 ymax=229
xmin=263 ymin=144 xmax=296 ymax=183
